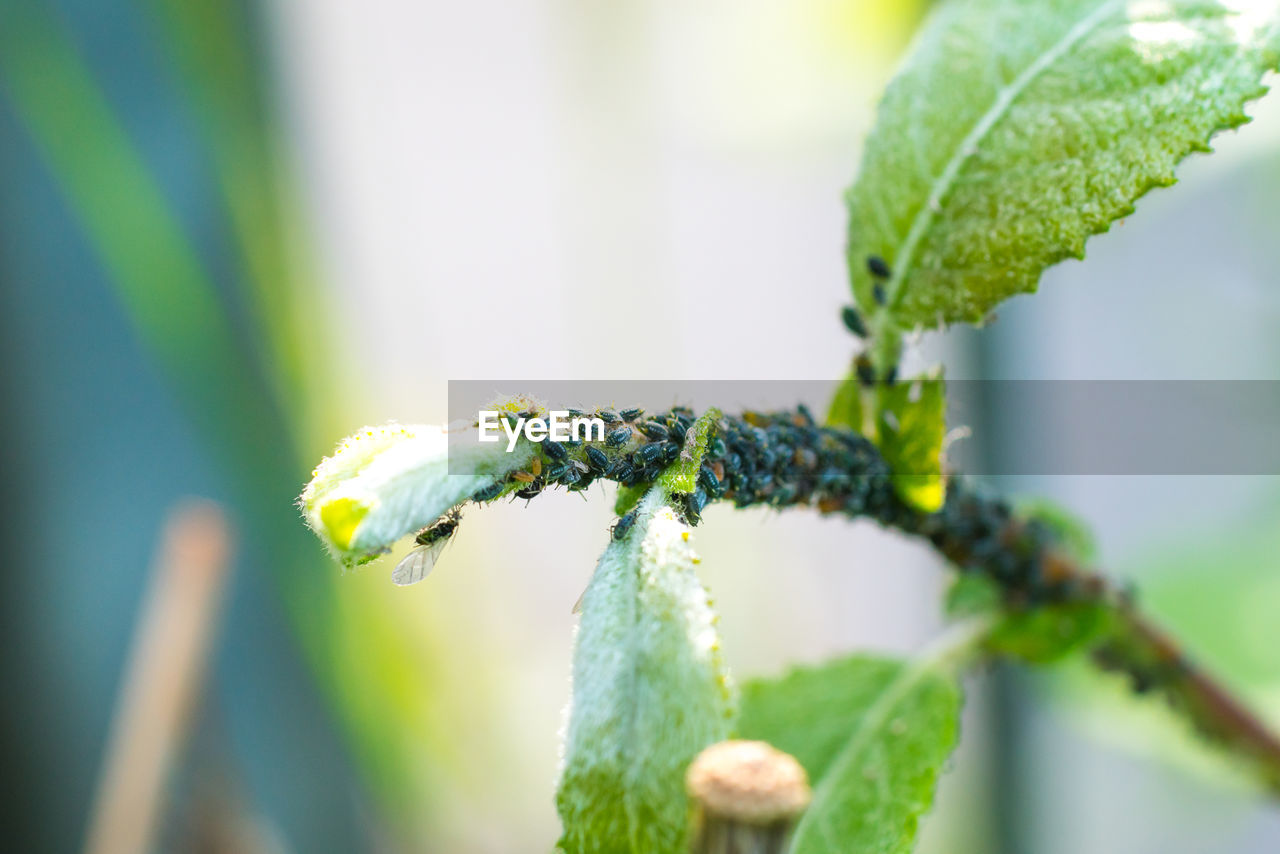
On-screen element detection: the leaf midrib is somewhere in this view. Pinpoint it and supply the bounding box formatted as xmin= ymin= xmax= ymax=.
xmin=789 ymin=615 xmax=991 ymax=851
xmin=789 ymin=657 xmax=929 ymax=848
xmin=875 ymin=0 xmax=1124 ymax=322
xmin=621 ymin=501 xmax=648 ymax=851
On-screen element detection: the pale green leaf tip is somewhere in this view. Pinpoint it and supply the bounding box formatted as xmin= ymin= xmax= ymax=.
xmin=317 ymin=496 xmax=371 ymax=553
xmin=300 ymin=420 xmax=532 ymax=563
xmin=895 ymin=475 xmax=945 ymax=513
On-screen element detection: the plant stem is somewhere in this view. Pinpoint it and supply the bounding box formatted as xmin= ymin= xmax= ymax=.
xmin=1096 ymin=604 xmax=1280 ymax=793
xmin=895 ymin=479 xmax=1280 ymax=794
xmin=461 ymin=404 xmax=1280 ymax=795
xmin=686 ymin=741 xmax=811 ymax=854
xmin=690 ymin=820 xmax=792 ymax=854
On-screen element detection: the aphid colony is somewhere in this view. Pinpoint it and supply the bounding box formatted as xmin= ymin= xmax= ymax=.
xmin=487 ymin=406 xmax=695 ymax=503
xmin=891 ymin=480 xmax=1152 ymax=626
xmin=394 ymin=404 xmax=896 ymax=584
xmin=473 ymin=404 xmax=904 ymax=535
xmin=398 ymin=401 xmax=1130 ymax=625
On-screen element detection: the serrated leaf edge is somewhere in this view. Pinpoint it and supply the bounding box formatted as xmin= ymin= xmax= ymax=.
xmin=872 ymin=0 xmax=1123 ymax=327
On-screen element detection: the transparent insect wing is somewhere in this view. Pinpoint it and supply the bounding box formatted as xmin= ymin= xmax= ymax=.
xmin=391 ymin=539 xmax=448 ymax=586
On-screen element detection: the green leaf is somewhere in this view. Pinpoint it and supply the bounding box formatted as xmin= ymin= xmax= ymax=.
xmin=876 ymin=372 xmax=947 ymax=512
xmin=946 ymin=574 xmax=1112 ymax=663
xmin=828 ymin=371 xmax=947 ymax=512
xmin=613 ymin=483 xmax=647 ymax=517
xmin=738 ymin=655 xmax=903 ymax=784
xmin=1013 ymin=496 xmax=1099 ymax=564
xmin=988 ymin=600 xmax=1114 ymax=663
xmin=658 ymin=407 xmax=721 ymax=495
xmin=847 ymin=0 xmax=1280 ymax=331
xmin=826 ymin=375 xmax=867 ymax=434
xmin=557 ymin=491 xmax=732 ymax=854
xmin=737 ymin=652 xmax=964 ymax=854
xmin=944 ymin=574 xmax=1003 ymax=619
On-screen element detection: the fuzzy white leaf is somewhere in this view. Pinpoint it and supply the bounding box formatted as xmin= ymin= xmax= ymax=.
xmin=556 ymin=491 xmax=732 ymax=854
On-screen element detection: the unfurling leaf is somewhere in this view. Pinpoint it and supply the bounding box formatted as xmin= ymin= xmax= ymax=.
xmin=826 ymin=374 xmax=867 ymax=436
xmin=613 ymin=483 xmax=647 ymax=517
xmin=876 ymin=372 xmax=947 ymax=511
xmin=300 ymin=423 xmax=533 ymax=563
xmin=847 ymin=0 xmax=1280 ymax=331
xmin=657 ymin=407 xmax=721 ymax=496
xmin=738 ymin=653 xmax=963 ymax=854
xmin=828 ymin=372 xmax=947 ymax=512
xmin=557 ymin=491 xmax=732 ymax=854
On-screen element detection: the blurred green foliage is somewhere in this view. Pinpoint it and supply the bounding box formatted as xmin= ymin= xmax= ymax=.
xmin=0 ymin=0 xmax=464 ymax=842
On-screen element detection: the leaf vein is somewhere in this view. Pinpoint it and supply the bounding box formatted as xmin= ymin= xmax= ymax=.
xmin=879 ymin=0 xmax=1124 ymax=319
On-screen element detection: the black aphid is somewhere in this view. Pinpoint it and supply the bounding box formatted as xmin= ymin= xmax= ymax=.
xmin=612 ymin=510 xmax=638 ymax=541
xmin=639 ymin=420 xmax=669 ymax=440
xmin=634 ymin=441 xmax=665 ymax=465
xmin=471 ymin=481 xmax=505 ymax=502
xmin=515 ymin=483 xmax=543 ymax=500
xmin=605 ymin=426 xmax=632 ymax=447
xmin=415 ymin=508 xmax=462 ymax=547
xmin=585 ymin=446 xmax=610 ymax=472
xmin=855 ymin=355 xmax=876 ymax=387
xmin=684 ymin=487 xmax=709 ymax=523
xmin=841 ymin=305 xmax=867 ymax=337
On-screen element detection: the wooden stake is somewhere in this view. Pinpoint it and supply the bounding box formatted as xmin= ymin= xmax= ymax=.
xmin=83 ymin=500 xmax=233 ymax=854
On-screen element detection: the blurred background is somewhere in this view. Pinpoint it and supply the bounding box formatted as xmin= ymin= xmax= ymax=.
xmin=2 ymin=1 xmax=1280 ymax=852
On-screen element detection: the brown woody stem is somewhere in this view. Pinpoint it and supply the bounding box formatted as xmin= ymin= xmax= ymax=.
xmin=472 ymin=404 xmax=1280 ymax=795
